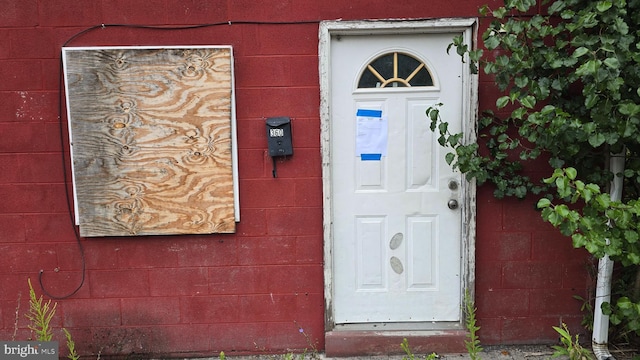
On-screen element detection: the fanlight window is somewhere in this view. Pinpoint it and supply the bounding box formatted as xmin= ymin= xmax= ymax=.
xmin=358 ymin=52 xmax=434 ymax=88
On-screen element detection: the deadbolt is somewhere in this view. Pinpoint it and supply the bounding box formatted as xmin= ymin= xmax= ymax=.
xmin=448 ymin=199 xmax=459 ymax=210
xmin=448 ymin=180 xmax=458 ymax=190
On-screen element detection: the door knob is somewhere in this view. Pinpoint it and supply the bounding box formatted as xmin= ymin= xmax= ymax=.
xmin=447 ymin=199 xmax=459 ymax=210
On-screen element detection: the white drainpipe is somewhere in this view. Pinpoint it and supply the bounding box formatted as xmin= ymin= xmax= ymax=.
xmin=592 ymin=151 xmax=625 ymax=360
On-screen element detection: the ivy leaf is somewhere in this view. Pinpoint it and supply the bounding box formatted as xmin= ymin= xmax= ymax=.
xmin=537 ymin=198 xmax=552 ymax=208
xmin=588 ymin=133 xmax=606 ymax=147
xmin=520 ymin=95 xmax=536 ymax=109
xmin=619 ymin=102 xmax=640 ymax=116
xmin=445 ymin=152 xmax=456 ymax=165
xmin=484 ymin=35 xmax=501 ymax=50
xmin=596 ymin=0 xmax=612 ymax=12
xmin=585 ymin=93 xmax=598 ymax=109
xmin=492 ymin=7 xmax=507 ymax=19
xmin=572 ymin=47 xmax=589 ymax=58
xmin=575 ymin=59 xmax=600 ymax=76
xmin=515 ymin=76 xmax=529 ymax=88
xmin=625 ymin=230 xmax=639 ymax=244
xmin=496 ymin=96 xmax=510 ymax=109
xmin=603 ymin=57 xmax=619 ymax=69
xmin=547 ymin=1 xmax=565 ymax=14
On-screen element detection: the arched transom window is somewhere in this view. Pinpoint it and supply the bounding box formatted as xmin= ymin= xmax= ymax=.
xmin=357 ymin=52 xmax=434 ymax=89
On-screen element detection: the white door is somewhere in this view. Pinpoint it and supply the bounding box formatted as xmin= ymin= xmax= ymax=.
xmin=330 ymin=32 xmax=464 ymax=323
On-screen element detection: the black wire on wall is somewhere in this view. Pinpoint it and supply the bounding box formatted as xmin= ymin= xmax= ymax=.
xmin=41 ymin=20 xmax=324 ymax=299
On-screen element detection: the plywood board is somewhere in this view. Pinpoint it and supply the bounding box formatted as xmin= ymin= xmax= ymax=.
xmin=63 ymin=46 xmax=237 ymax=237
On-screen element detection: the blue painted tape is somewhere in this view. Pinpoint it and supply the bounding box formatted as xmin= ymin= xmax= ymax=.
xmin=356 ymin=109 xmax=382 ymax=118
xmin=361 ymin=153 xmax=382 ymax=161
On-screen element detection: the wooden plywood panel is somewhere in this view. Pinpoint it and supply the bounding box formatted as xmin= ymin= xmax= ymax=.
xmin=63 ymin=46 xmax=236 ymax=237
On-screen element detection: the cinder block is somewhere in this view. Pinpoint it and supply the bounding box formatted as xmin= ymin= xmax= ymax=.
xmin=0 ymin=61 xmax=42 ymax=91
xmin=61 ymin=298 xmax=121 ymax=327
xmin=475 ymin=288 xmax=530 ymax=318
xmin=180 ymin=295 xmax=240 ymax=324
xmin=239 ymin=178 xmax=296 ymax=208
xmin=148 ymin=324 xmax=212 ymax=355
xmin=165 ymin=0 xmax=227 ymax=25
xmin=262 ymin=264 xmax=323 ymax=293
xmin=101 ymin=0 xmax=167 ymax=24
xmin=89 ymin=270 xmax=150 ymax=298
xmin=116 ymin=241 xmax=179 ymax=269
xmin=502 ymin=261 xmax=562 ymax=289
xmin=208 ymin=266 xmax=267 ymax=295
xmin=235 ymin=208 xmax=267 ymax=236
xmin=121 ymin=297 xmax=181 ymax=325
xmin=266 ymin=207 xmax=322 ymax=236
xmin=236 ymin=56 xmax=318 ymax=88
xmin=238 ymin=294 xmax=297 ymax=322
xmin=237 ymin=236 xmax=297 ymax=265
xmin=7 ymin=28 xmax=56 ymax=59
xmin=502 ymin=196 xmax=553 ymax=231
xmin=531 ymin=231 xmax=578 ymax=261
xmin=476 ymin=317 xmax=503 ymax=345
xmin=237 ymin=149 xmax=268 ymax=179
xmin=0 ymin=123 xmax=53 ymax=152
xmin=175 ymin=236 xmax=238 ymax=267
xmin=295 ymin=235 xmax=323 ymax=264
xmin=501 ymin=316 xmax=563 ymax=343
xmin=251 ymin=24 xmax=319 ymax=56
xmin=17 ymin=153 xmax=64 ymax=183
xmin=37 ymin=0 xmax=101 ymax=27
xmin=209 ymin=322 xmax=269 ymax=354
xmin=0 ymin=243 xmax=58 ymax=273
xmin=0 ymin=184 xmax=67 ymax=214
xmin=149 ymin=267 xmax=208 ymax=296
xmin=0 ymin=214 xmax=25 ymax=242
xmin=474 ymin=260 xmax=502 ymax=293
xmin=228 ymin=1 xmax=319 ymax=23
xmin=529 ymin=289 xmax=583 ymax=316
xmin=0 ymin=0 xmax=38 ymax=27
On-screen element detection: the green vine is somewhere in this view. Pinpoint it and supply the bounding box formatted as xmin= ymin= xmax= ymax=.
xmin=429 ymin=0 xmax=640 ymax=337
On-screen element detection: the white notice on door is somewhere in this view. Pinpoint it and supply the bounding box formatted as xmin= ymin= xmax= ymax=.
xmin=355 ymin=109 xmax=387 ymax=158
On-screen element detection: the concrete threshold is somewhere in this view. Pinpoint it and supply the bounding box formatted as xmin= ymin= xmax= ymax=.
xmin=325 ymin=327 xmax=468 ymax=357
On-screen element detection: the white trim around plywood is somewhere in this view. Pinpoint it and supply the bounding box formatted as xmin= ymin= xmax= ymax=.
xmin=62 ymin=45 xmax=240 ymax=231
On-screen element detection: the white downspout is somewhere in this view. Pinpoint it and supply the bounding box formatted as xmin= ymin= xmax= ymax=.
xmin=592 ymin=151 xmax=625 ymax=360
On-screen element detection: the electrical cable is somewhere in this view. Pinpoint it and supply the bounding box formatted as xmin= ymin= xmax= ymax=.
xmin=38 ymin=48 xmax=86 ymax=300
xmin=39 ymin=19 xmax=324 ymax=299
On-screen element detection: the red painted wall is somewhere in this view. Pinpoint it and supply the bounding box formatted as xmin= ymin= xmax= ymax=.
xmin=0 ymin=0 xmax=591 ymax=357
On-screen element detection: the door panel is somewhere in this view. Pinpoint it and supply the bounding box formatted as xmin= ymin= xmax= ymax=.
xmin=330 ymin=32 xmax=464 ymax=323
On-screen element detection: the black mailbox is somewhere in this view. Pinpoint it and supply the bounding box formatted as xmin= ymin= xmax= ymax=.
xmin=266 ymin=117 xmax=293 ymax=157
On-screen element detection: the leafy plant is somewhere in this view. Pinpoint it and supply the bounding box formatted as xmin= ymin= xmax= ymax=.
xmin=552 ymin=323 xmax=594 ymax=360
xmin=429 ymin=0 xmax=640 ymax=337
xmin=25 ymin=278 xmax=56 ymax=341
xmin=400 ymin=338 xmax=438 ymax=360
xmin=63 ymin=328 xmax=80 ymax=360
xmin=463 ymin=290 xmax=482 ymax=360
xmin=24 ymin=279 xmax=80 ymax=359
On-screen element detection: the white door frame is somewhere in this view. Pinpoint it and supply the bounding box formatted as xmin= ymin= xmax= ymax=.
xmin=319 ymin=18 xmax=479 ymax=330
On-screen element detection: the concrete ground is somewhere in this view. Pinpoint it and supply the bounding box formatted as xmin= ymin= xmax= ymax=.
xmin=204 ymin=343 xmax=640 ymax=360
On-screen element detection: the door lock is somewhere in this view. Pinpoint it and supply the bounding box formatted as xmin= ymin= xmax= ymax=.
xmin=447 ymin=199 xmax=459 ymax=210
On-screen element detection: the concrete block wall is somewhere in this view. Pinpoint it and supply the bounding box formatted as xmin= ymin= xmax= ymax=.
xmin=0 ymin=0 xmax=591 ymax=357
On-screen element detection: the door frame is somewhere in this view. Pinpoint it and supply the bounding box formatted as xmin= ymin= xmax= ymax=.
xmin=319 ymin=18 xmax=479 ymax=330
